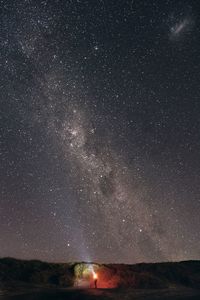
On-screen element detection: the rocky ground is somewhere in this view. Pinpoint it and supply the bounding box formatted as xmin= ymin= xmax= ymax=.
xmin=1 ymin=258 xmax=200 ymax=289
xmin=0 ymin=258 xmax=200 ymax=299
xmin=0 ymin=287 xmax=200 ymax=300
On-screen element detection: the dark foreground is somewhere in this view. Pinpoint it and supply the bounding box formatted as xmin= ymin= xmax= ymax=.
xmin=1 ymin=288 xmax=200 ymax=300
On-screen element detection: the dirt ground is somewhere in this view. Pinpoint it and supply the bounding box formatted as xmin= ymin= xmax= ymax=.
xmin=0 ymin=287 xmax=200 ymax=300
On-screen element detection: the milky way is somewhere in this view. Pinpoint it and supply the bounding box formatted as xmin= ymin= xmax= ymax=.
xmin=0 ymin=0 xmax=200 ymax=263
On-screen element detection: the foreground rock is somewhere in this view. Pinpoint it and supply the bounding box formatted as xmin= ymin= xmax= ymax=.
xmin=0 ymin=258 xmax=199 ymax=290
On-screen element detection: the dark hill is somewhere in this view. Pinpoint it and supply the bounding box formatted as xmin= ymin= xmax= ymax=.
xmin=0 ymin=258 xmax=199 ymax=290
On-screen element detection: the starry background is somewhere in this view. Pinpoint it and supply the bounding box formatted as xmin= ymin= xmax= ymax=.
xmin=0 ymin=0 xmax=200 ymax=264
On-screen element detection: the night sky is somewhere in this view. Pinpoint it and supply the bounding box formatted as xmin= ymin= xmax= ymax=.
xmin=0 ymin=0 xmax=200 ymax=264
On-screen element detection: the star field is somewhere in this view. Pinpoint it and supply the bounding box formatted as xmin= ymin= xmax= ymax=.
xmin=0 ymin=0 xmax=200 ymax=263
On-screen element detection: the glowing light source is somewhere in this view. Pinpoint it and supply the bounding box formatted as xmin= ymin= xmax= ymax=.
xmin=93 ymin=272 xmax=98 ymax=279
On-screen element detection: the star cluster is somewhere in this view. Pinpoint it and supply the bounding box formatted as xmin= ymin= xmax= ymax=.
xmin=0 ymin=0 xmax=200 ymax=263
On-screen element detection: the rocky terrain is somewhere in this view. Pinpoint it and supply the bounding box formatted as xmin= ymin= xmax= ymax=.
xmin=0 ymin=258 xmax=200 ymax=299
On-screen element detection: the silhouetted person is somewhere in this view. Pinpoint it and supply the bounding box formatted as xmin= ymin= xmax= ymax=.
xmin=94 ymin=278 xmax=97 ymax=288
xmin=93 ymin=273 xmax=98 ymax=288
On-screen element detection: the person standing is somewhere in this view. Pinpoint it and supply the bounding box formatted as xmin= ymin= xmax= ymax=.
xmin=93 ymin=273 xmax=98 ymax=288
